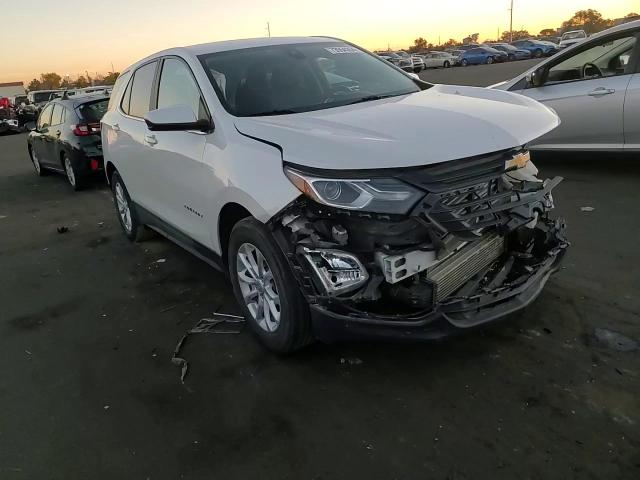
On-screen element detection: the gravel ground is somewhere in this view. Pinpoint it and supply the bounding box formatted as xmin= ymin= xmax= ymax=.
xmin=0 ymin=63 xmax=638 ymax=479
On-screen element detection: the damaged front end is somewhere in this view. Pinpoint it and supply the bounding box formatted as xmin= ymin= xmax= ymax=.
xmin=271 ymin=148 xmax=569 ymax=341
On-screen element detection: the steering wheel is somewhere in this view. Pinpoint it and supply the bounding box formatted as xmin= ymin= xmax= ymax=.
xmin=582 ymin=62 xmax=603 ymax=79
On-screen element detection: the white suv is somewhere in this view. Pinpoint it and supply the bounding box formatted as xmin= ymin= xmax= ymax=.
xmin=102 ymin=37 xmax=568 ymax=353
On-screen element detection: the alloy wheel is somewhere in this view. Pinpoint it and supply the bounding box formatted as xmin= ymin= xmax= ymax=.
xmin=114 ymin=182 xmax=132 ymax=234
xmin=32 ymin=150 xmax=41 ymax=174
xmin=64 ymin=157 xmax=76 ymax=187
xmin=236 ymin=242 xmax=281 ymax=333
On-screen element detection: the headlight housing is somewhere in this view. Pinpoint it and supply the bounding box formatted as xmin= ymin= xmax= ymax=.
xmin=284 ymin=166 xmax=423 ymax=215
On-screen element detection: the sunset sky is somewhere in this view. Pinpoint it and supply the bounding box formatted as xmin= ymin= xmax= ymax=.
xmin=1 ymin=0 xmax=637 ymax=84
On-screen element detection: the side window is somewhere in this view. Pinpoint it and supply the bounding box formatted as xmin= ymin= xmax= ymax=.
xmin=108 ymin=72 xmax=127 ymax=111
xmin=547 ymin=35 xmax=637 ymax=84
xmin=50 ymin=104 xmax=63 ymax=125
xmin=120 ymin=76 xmax=133 ymax=114
xmin=157 ymin=58 xmax=208 ymax=121
xmin=38 ymin=104 xmax=53 ymax=129
xmin=127 ymin=61 xmax=158 ymax=118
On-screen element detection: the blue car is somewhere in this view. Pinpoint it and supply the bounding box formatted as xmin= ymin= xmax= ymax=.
xmin=487 ymin=43 xmax=532 ymax=61
xmin=457 ymin=46 xmax=507 ymax=66
xmin=510 ymin=39 xmax=559 ymax=58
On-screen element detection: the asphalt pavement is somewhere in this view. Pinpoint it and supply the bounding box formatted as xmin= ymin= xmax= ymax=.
xmin=0 ymin=64 xmax=639 ymax=479
xmin=419 ymin=58 xmax=542 ymax=86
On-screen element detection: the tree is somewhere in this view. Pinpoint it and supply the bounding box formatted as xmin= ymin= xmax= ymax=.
xmin=74 ymin=76 xmax=90 ymax=88
xmin=442 ymin=38 xmax=458 ymax=48
xmin=501 ymin=29 xmax=529 ymax=41
xmin=561 ymin=9 xmax=612 ymax=34
xmin=413 ymin=37 xmax=428 ymax=52
xmin=60 ymin=78 xmax=72 ymax=89
xmin=539 ymin=28 xmax=556 ymax=36
xmin=39 ymin=72 xmax=62 ymax=90
xmin=101 ymin=71 xmax=120 ymax=85
xmin=625 ymin=12 xmax=639 ymax=18
xmin=28 ymin=78 xmax=42 ymax=91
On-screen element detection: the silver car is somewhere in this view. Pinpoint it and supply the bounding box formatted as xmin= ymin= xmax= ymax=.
xmin=492 ymin=19 xmax=639 ymax=151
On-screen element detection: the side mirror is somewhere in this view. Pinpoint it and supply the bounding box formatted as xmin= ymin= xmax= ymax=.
xmin=526 ymin=68 xmax=546 ymax=88
xmin=144 ymin=105 xmax=212 ymax=132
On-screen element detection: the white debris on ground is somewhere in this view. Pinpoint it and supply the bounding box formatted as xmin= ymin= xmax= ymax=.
xmin=580 ymin=206 xmax=595 ymax=212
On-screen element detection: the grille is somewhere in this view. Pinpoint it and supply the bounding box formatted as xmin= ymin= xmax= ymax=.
xmin=425 ymin=233 xmax=505 ymax=301
xmin=398 ymin=149 xmax=558 ymax=240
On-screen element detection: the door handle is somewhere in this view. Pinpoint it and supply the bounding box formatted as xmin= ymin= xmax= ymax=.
xmin=112 ymin=123 xmax=120 ymax=132
xmin=588 ymin=87 xmax=615 ymax=97
xmin=144 ymin=134 xmax=157 ymax=146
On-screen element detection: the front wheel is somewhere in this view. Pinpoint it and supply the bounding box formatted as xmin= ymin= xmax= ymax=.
xmin=443 ymin=61 xmax=450 ymax=68
xmin=534 ymin=48 xmax=543 ymax=58
xmin=486 ymin=56 xmax=494 ymax=64
xmin=29 ymin=146 xmax=46 ymax=176
xmin=461 ymin=59 xmax=469 ymax=67
xmin=228 ymin=217 xmax=312 ymax=353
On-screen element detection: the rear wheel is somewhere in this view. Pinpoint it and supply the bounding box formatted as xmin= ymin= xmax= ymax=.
xmin=63 ymin=154 xmax=85 ymax=191
xmin=443 ymin=60 xmax=450 ymax=68
xmin=111 ymin=171 xmax=151 ymax=242
xmin=228 ymin=217 xmax=312 ymax=353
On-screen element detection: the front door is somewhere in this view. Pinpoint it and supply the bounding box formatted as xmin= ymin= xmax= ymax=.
xmin=33 ymin=104 xmax=54 ymax=166
xmin=146 ymin=57 xmax=215 ymax=247
xmin=515 ymin=33 xmax=638 ymax=150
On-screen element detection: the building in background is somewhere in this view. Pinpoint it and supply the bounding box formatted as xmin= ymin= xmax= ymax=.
xmin=0 ymin=81 xmax=26 ymax=97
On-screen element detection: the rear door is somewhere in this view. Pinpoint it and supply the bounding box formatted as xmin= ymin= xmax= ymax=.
xmin=104 ymin=61 xmax=159 ymax=210
xmin=146 ymin=56 xmax=213 ymax=246
xmin=624 ymin=73 xmax=640 ymax=149
xmin=514 ymin=33 xmax=638 ymax=150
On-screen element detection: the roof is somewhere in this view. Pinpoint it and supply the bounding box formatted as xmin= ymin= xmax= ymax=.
xmin=125 ymin=36 xmax=339 ymax=71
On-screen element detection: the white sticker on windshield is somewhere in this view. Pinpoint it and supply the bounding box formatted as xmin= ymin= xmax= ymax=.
xmin=324 ymin=46 xmax=361 ymax=54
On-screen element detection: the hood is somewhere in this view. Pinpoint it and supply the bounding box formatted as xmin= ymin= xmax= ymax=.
xmin=234 ymin=84 xmax=559 ymax=170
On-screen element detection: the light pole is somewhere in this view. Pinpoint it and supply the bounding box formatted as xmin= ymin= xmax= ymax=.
xmin=509 ymin=0 xmax=514 ymax=42
xmin=266 ymin=22 xmax=271 ymax=38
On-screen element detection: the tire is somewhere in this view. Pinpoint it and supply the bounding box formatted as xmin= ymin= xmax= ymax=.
xmin=534 ymin=49 xmax=543 ymax=58
xmin=413 ymin=67 xmax=421 ymax=73
xmin=28 ymin=146 xmax=47 ymax=176
xmin=486 ymin=56 xmax=494 ymax=64
xmin=228 ymin=217 xmax=313 ymax=353
xmin=461 ymin=59 xmax=468 ymax=67
xmin=110 ymin=171 xmax=152 ymax=242
xmin=444 ymin=61 xmax=450 ymax=68
xmin=62 ymin=153 xmax=85 ymax=191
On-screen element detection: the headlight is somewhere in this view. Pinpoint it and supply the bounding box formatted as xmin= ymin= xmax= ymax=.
xmin=284 ymin=166 xmax=424 ymax=214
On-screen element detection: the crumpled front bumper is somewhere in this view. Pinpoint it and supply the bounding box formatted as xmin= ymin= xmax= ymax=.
xmin=309 ymin=245 xmax=565 ymax=343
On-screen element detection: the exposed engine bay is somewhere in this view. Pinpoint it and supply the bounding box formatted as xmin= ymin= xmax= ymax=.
xmin=271 ymin=149 xmax=569 ymax=324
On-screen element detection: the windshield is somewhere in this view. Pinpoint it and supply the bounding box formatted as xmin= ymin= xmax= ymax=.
xmin=32 ymin=92 xmax=53 ymax=104
xmin=199 ymin=42 xmax=420 ymax=117
xmin=562 ymin=31 xmax=586 ymax=40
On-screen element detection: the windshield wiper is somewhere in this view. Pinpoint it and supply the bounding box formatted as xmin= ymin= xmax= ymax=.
xmin=344 ymin=93 xmax=407 ymax=106
xmin=245 ymin=109 xmax=298 ymax=117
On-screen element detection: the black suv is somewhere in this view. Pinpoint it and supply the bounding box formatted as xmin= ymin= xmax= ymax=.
xmin=27 ymin=94 xmax=109 ymax=190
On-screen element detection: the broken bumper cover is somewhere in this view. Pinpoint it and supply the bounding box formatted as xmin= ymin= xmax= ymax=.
xmin=308 ymin=242 xmax=566 ymax=343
